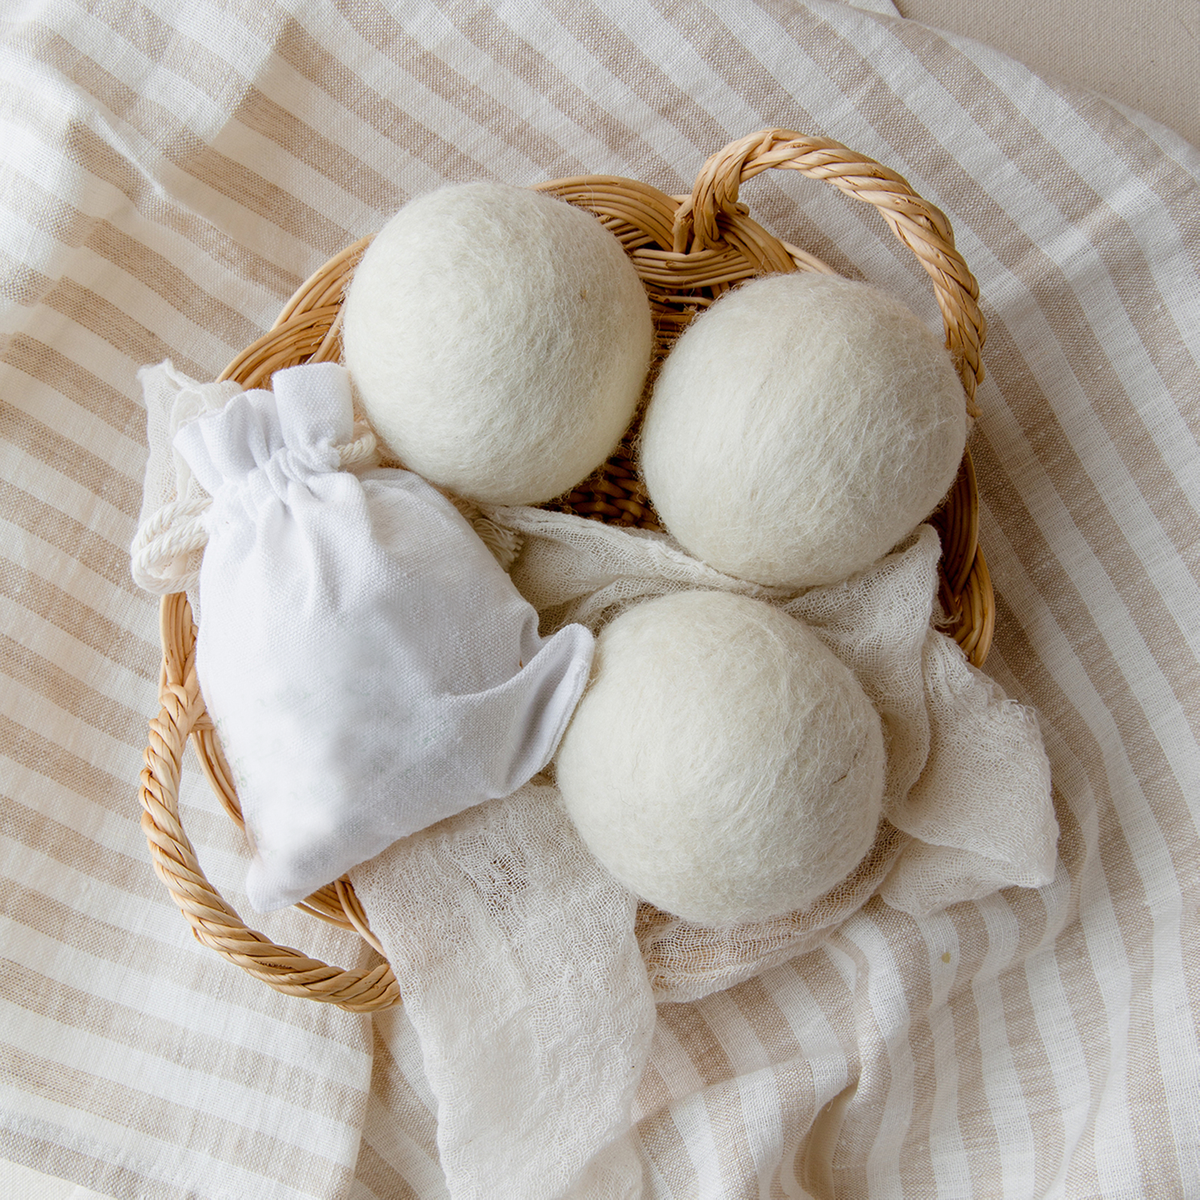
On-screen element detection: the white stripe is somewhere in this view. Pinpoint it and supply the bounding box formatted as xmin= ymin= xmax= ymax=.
xmin=0 ymin=905 xmax=369 ymax=1086
xmin=1 ymin=360 xmax=146 ymax=505
xmin=978 ymin=473 xmax=1200 ymax=861
xmin=0 ymin=424 xmax=141 ymax=551
xmin=832 ymin=915 xmax=917 ymax=1198
xmin=916 ymin=911 xmax=974 ymax=1199
xmin=971 ymin=892 xmax=1037 ymax=1197
xmin=0 ymin=109 xmax=290 ymax=335
xmin=642 ymin=1020 xmax=725 ymax=1193
xmin=0 ymin=671 xmax=146 ymax=777
xmin=0 ymin=1102 xmax=338 ymax=1200
xmin=0 ymin=968 xmax=364 ymax=1159
xmin=0 ymin=513 xmax=154 ymax=634
xmin=762 ymin=961 xmax=852 ymax=1103
xmin=278 ymin=2 xmax=552 ymax=191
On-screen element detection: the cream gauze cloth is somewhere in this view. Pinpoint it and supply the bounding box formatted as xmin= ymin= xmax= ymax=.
xmin=351 ymin=505 xmax=1059 ymax=1199
xmin=133 ymin=362 xmax=593 ymax=913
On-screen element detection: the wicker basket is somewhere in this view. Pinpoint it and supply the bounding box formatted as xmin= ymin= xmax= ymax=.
xmin=139 ymin=129 xmax=992 ymax=1012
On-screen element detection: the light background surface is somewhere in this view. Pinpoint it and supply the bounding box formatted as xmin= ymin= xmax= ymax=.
xmin=898 ymin=0 xmax=1198 ymax=148
xmin=1 ymin=0 xmax=1196 ymax=1196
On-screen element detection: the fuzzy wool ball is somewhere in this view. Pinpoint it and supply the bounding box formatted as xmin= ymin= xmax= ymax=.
xmin=640 ymin=272 xmax=968 ymax=588
xmin=342 ymin=182 xmax=653 ymax=506
xmin=555 ymin=590 xmax=886 ymax=926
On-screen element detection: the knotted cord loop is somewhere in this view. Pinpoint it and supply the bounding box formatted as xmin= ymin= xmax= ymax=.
xmin=131 ymin=423 xmax=379 ymax=594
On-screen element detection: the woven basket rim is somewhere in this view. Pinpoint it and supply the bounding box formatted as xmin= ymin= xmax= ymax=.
xmin=140 ymin=128 xmax=993 ymax=1011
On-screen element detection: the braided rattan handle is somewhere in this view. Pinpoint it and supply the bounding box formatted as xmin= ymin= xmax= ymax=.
xmin=140 ymin=585 xmax=400 ymax=1012
xmin=138 ymin=238 xmax=402 ymax=1013
xmin=676 ymin=129 xmax=985 ymax=415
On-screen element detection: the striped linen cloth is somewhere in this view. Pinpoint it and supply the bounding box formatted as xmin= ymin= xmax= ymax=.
xmin=1 ymin=0 xmax=1197 ymax=1196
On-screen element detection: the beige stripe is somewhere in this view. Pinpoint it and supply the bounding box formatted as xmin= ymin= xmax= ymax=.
xmin=0 ymin=808 xmax=161 ymax=923
xmin=0 ymin=1036 xmax=356 ymax=1193
xmin=946 ymin=829 xmax=1105 ymax=1192
xmin=730 ymin=974 xmax=804 ymax=1062
xmin=0 ymin=1131 xmax=174 ymax=1200
xmin=739 ymin=10 xmax=1200 ymax=758
xmin=983 ymin=907 xmax=1067 ymax=1197
xmin=266 ymin=0 xmax=506 ymax=192
xmin=0 ymin=852 xmax=371 ymax=1070
xmin=0 ymin=558 xmax=156 ymax=679
xmin=103 ymin=0 xmax=402 ymax=217
xmin=828 ymin=923 xmax=940 ymax=1189
xmin=776 ymin=948 xmax=859 ymax=1060
xmin=1061 ymin=84 xmax=1200 ymax=277
xmin=690 ymin=3 xmax=1200 ymax=608
xmin=2 ymin=87 xmax=303 ymax=310
xmin=543 ymin=0 xmax=732 ymax=161
xmin=978 ymin=415 xmax=1198 ymax=883
xmin=41 ymin=275 xmax=205 ymax=383
xmin=6 ymin=335 xmax=143 ymax=441
xmin=0 ymin=468 xmax=139 ymax=571
xmin=635 ymin=1105 xmax=700 ymax=1197
xmin=698 ymin=1076 xmax=763 ymax=1191
xmin=657 ymin=1001 xmax=737 ymax=1088
xmin=0 ymin=484 xmax=135 ymax=596
xmin=333 ymin=0 xmax=598 ymax=182
xmin=0 ymin=630 xmax=145 ymax=748
xmin=29 ymin=25 xmax=349 ymax=254
xmin=644 ymin=0 xmax=910 ymax=279
xmin=632 ymin=1056 xmax=673 ymax=1122
xmin=0 ymin=704 xmax=252 ymax=871
xmin=991 ymin=596 xmax=1188 ymax=1184
xmin=647 ymin=1005 xmax=745 ymax=1189
xmin=725 ymin=1055 xmax=820 ymax=1198
xmin=0 ymin=952 xmax=367 ymax=1118
xmin=1023 ymin=924 xmax=1105 ymax=1198
xmin=0 ymin=712 xmax=147 ymax=827
xmin=353 ymin=1017 xmax=446 ymax=1193
xmin=91 ymin=219 xmax=262 ymax=355
xmin=0 ymin=251 xmax=54 ymax=309
xmin=428 ymin=0 xmax=684 ymax=180
xmin=351 ymin=1143 xmax=422 ymax=1200
xmin=364 ymin=1020 xmax=441 ymax=1166
xmin=875 ymin=23 xmax=1200 ymax=568
xmin=87 ymin=221 xmax=261 ymax=354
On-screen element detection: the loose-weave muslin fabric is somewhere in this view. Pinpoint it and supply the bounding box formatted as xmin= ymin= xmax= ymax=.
xmin=349 ymin=516 xmax=1055 ymax=1196
xmin=352 ymin=784 xmax=655 ymax=1200
xmin=3 ymin=0 xmax=1199 ymax=1197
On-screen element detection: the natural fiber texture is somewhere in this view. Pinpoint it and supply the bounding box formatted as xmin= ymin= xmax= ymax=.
xmin=556 ymin=590 xmax=886 ymax=925
xmin=640 ymin=273 xmax=969 ymax=587
xmin=343 ymin=183 xmax=653 ymax=505
xmin=141 ymin=130 xmax=991 ymax=1007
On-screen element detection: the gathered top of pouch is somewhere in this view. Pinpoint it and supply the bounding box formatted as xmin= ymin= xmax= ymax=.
xmin=173 ymin=361 xmax=594 ymax=912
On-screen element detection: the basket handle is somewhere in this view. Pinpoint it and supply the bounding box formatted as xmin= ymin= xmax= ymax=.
xmin=674 ymin=129 xmax=985 ymax=415
xmin=139 ymin=592 xmax=400 ymax=1012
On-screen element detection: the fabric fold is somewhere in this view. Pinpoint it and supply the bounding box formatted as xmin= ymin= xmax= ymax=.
xmin=351 ymin=785 xmax=655 ymax=1200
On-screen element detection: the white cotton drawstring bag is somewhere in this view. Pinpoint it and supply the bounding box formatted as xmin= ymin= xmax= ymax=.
xmin=167 ymin=360 xmax=594 ymax=912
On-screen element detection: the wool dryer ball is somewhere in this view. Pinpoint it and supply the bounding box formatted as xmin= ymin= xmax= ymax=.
xmin=342 ymin=182 xmax=654 ymax=506
xmin=555 ymin=590 xmax=886 ymax=927
xmin=640 ymin=272 xmax=969 ymax=588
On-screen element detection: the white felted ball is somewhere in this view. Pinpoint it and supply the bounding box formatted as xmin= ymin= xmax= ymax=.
xmin=555 ymin=590 xmax=886 ymax=926
xmin=640 ymin=272 xmax=968 ymax=587
xmin=343 ymin=182 xmax=653 ymax=505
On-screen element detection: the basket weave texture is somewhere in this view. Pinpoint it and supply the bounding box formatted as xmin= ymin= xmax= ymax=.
xmin=139 ymin=129 xmax=992 ymax=1012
